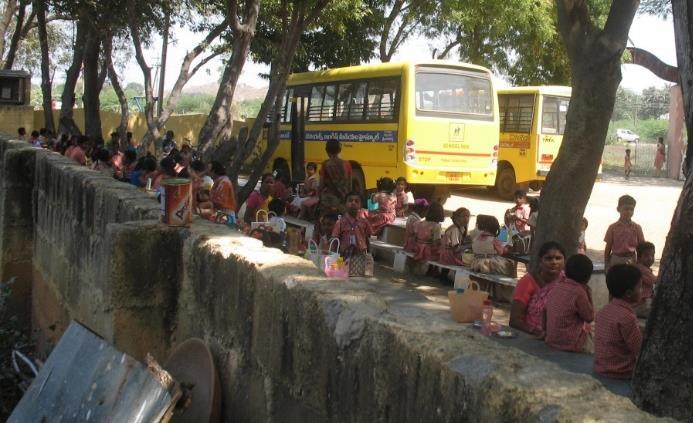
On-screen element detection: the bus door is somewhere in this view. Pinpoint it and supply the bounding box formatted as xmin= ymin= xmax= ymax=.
xmin=290 ymin=87 xmax=310 ymax=184
xmin=537 ymin=95 xmax=569 ymax=177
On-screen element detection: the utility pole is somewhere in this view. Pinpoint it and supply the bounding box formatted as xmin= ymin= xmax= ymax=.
xmin=157 ymin=12 xmax=170 ymax=117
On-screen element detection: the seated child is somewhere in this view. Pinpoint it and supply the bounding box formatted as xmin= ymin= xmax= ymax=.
xmin=634 ymin=241 xmax=657 ymax=318
xmin=545 ymin=254 xmax=595 ymax=353
xmin=295 ymin=162 xmax=320 ymax=219
xmin=505 ymin=190 xmax=530 ymax=232
xmin=312 ymin=214 xmax=338 ymax=252
xmin=367 ymin=177 xmax=397 ymax=236
xmin=404 ymin=199 xmax=428 ymax=253
xmin=412 ymin=201 xmax=444 ymax=266
xmin=268 ymin=198 xmax=288 ymax=233
xmin=577 ymin=217 xmax=588 ymax=255
xmin=195 ymin=176 xmax=216 ymax=220
xmin=604 ymin=194 xmax=644 ymax=269
xmin=439 ymin=207 xmax=471 ymax=266
xmin=470 ymin=215 xmax=514 ymax=276
xmin=392 ymin=177 xmax=410 ymax=217
xmin=332 ymin=192 xmax=372 ymax=256
xmin=594 ymin=264 xmax=643 ymax=379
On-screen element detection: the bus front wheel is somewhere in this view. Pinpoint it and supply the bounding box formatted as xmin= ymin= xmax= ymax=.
xmin=495 ymin=167 xmax=517 ymax=200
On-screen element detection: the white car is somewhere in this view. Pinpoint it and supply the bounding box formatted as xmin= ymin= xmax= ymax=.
xmin=616 ymin=128 xmax=640 ymax=143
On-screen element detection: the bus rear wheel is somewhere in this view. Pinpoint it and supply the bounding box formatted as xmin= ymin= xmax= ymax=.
xmin=495 ymin=167 xmax=517 ymax=200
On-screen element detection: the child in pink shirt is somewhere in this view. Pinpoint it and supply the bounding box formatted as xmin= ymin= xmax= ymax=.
xmin=604 ymin=195 xmax=644 ymax=269
xmin=505 ymin=190 xmax=530 ymax=232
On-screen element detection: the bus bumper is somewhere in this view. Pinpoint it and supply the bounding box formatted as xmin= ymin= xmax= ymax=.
xmin=405 ymin=167 xmax=496 ymax=187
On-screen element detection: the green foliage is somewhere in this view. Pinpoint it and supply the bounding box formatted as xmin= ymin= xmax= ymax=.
xmin=173 ymin=92 xmax=215 ymax=114
xmin=640 ymin=86 xmax=671 ymax=120
xmin=607 ymin=119 xmax=669 ymax=144
xmin=424 ymin=0 xmax=613 ymax=86
xmin=612 ymin=86 xmax=671 ymax=122
xmin=639 ymin=0 xmax=671 ymax=18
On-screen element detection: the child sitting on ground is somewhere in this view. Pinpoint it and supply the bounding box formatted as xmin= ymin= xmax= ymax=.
xmin=195 ymin=176 xmax=216 ymax=220
xmin=545 ymin=254 xmax=594 ymax=353
xmin=392 ymin=177 xmax=410 ymax=217
xmin=439 ymin=207 xmax=471 ymax=266
xmin=404 ymin=199 xmax=428 ymax=253
xmin=577 ymin=217 xmax=588 ymax=255
xmin=367 ymin=177 xmax=397 ymax=235
xmin=412 ymin=201 xmax=445 ymax=273
xmin=332 ymin=192 xmax=372 ymax=256
xmin=470 ymin=215 xmax=514 ymax=276
xmin=634 ymin=241 xmax=657 ymax=318
xmin=604 ymin=195 xmax=644 ymax=269
xmin=594 ymin=264 xmax=642 ymax=379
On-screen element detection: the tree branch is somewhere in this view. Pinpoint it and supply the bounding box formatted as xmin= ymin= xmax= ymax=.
xmin=3 ymin=0 xmax=26 ymax=69
xmin=601 ymin=0 xmax=639 ymax=51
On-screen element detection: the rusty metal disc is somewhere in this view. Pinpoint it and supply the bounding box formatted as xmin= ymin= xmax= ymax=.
xmin=164 ymin=338 xmax=221 ymax=423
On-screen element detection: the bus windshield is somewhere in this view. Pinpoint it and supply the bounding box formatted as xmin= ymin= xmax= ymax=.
xmin=541 ymin=96 xmax=570 ymax=135
xmin=415 ymin=70 xmax=493 ymax=118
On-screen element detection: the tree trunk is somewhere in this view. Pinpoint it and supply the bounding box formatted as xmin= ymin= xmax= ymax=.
xmin=233 ymin=14 xmax=304 ymax=205
xmin=2 ymin=0 xmax=24 ymax=69
xmin=157 ymin=19 xmax=228 ymax=137
xmin=128 ymin=4 xmax=160 ymax=154
xmin=0 ymin=0 xmax=17 ymax=59
xmin=157 ymin=12 xmax=170 ymax=118
xmin=104 ymin=36 xmax=128 ymax=145
xmin=82 ymin=26 xmax=102 ymax=139
xmin=198 ymin=0 xmax=258 ymax=152
xmin=530 ymin=0 xmax=638 ymax=268
xmin=34 ymin=0 xmax=54 ymax=132
xmin=632 ymin=1 xmax=693 ymax=419
xmin=59 ymin=18 xmax=85 ymax=135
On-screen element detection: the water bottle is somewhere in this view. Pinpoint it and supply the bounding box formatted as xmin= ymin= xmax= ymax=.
xmin=481 ymin=300 xmax=494 ymax=336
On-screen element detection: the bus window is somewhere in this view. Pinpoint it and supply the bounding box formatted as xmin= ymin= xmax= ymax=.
xmin=542 ymin=96 xmax=569 ymax=135
xmin=366 ymin=78 xmax=398 ymax=121
xmin=499 ymin=94 xmax=533 ymax=133
xmin=336 ymin=83 xmax=353 ymax=120
xmin=281 ymin=88 xmax=294 ymax=123
xmin=415 ymin=71 xmax=493 ymax=118
xmin=349 ymin=83 xmax=367 ymax=120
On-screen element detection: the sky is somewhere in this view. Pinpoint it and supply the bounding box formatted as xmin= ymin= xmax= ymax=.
xmin=125 ymin=12 xmax=676 ymax=94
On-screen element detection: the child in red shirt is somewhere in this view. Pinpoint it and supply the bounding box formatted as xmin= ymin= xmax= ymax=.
xmin=332 ymin=193 xmax=371 ymax=256
xmin=634 ymin=241 xmax=657 ymax=318
xmin=604 ymin=195 xmax=644 ymax=270
xmin=594 ymin=264 xmax=642 ymax=379
xmin=545 ymin=254 xmax=594 ymax=353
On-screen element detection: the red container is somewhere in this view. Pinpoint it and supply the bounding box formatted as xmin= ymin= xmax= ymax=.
xmin=161 ymin=178 xmax=192 ymax=226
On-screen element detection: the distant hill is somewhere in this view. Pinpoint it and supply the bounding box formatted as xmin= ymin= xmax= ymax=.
xmin=181 ymin=83 xmax=267 ymax=101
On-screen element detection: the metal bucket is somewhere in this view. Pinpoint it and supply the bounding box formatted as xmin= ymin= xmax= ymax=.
xmin=161 ymin=178 xmax=192 ymax=226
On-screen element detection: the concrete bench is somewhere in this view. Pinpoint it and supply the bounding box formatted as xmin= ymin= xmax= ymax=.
xmin=370 ymin=240 xmax=414 ymax=272
xmin=427 ymin=261 xmax=471 ymax=287
xmin=283 ymin=216 xmax=314 ymax=241
xmin=468 ymin=271 xmax=517 ymax=300
xmin=379 ymin=222 xmax=406 ymax=246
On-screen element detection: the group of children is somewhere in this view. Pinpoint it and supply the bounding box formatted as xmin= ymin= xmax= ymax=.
xmin=538 ymin=194 xmax=656 ymax=379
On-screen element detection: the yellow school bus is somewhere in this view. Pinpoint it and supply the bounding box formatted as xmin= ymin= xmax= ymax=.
xmin=258 ymin=61 xmax=500 ymax=200
xmin=496 ymin=86 xmax=571 ymax=199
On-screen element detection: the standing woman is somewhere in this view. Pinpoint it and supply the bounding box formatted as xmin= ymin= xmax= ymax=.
xmin=319 ymin=140 xmax=352 ymax=215
xmin=655 ymin=136 xmax=666 ymax=173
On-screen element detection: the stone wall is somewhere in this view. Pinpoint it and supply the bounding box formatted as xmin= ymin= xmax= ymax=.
xmin=0 ymin=138 xmax=665 ymax=422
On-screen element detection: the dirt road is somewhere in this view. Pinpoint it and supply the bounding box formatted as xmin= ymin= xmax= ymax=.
xmin=444 ymin=172 xmax=683 ymax=267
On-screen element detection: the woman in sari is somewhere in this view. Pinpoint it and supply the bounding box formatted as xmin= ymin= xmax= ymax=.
xmin=509 ymin=241 xmax=566 ymax=336
xmin=319 ymin=140 xmax=352 ymax=215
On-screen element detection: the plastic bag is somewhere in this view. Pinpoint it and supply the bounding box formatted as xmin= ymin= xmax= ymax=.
xmin=324 ymin=255 xmax=349 ymax=278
